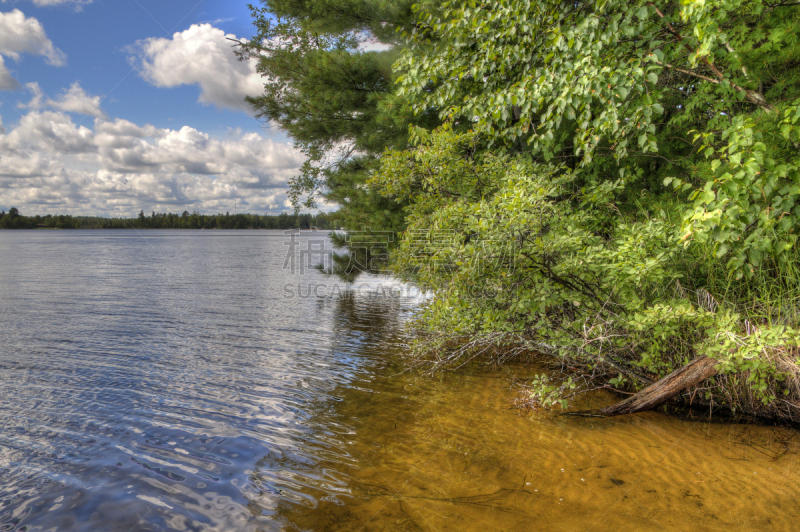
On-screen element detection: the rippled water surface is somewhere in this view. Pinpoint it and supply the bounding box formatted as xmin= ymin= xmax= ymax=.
xmin=1 ymin=230 xmax=799 ymax=532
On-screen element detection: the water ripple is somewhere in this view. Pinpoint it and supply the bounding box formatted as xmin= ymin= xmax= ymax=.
xmin=0 ymin=230 xmax=415 ymax=531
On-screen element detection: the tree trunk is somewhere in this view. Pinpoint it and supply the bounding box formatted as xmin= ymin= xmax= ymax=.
xmin=568 ymin=357 xmax=719 ymax=417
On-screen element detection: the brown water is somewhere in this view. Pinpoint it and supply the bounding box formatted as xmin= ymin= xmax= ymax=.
xmin=1 ymin=230 xmax=798 ymax=531
xmin=273 ymin=360 xmax=800 ymax=531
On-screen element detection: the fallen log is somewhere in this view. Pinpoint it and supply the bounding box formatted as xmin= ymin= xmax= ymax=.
xmin=566 ymin=357 xmax=719 ymax=417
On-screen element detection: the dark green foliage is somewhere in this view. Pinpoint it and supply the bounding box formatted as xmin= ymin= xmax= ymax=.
xmin=261 ymin=0 xmax=418 ymax=42
xmin=0 ymin=208 xmax=36 ymax=229
xmin=239 ymin=1 xmax=442 ymax=276
xmin=0 ymin=210 xmax=335 ymax=230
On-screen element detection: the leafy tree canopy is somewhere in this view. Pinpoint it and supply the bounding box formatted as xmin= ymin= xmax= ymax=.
xmin=395 ymin=0 xmax=800 ymax=278
xmin=260 ymin=0 xmax=419 ymax=41
xmin=244 ymin=0 xmax=800 ymax=418
xmin=370 ymin=0 xmax=800 ymax=417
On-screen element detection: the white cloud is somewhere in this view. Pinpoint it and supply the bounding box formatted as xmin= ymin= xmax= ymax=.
xmin=357 ymin=32 xmax=393 ymax=53
xmin=0 ymin=107 xmax=305 ymax=215
xmin=0 ymin=56 xmax=19 ymax=90
xmin=32 ymin=0 xmax=92 ymax=7
xmin=131 ymin=24 xmax=262 ymax=112
xmin=205 ymin=17 xmax=235 ymax=25
xmin=0 ymin=110 xmax=95 ymax=162
xmin=0 ymin=9 xmax=65 ymax=90
xmin=2 ymin=0 xmax=93 ymax=9
xmin=359 ymin=41 xmax=393 ymax=52
xmin=0 ymin=9 xmax=66 ymax=65
xmin=20 ymin=82 xmax=107 ymax=118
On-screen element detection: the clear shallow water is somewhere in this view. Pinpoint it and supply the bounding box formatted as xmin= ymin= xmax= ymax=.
xmin=1 ymin=230 xmax=799 ymax=532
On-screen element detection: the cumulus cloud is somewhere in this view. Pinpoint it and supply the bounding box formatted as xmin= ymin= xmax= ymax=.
xmin=0 ymin=107 xmax=304 ymax=215
xmin=0 ymin=9 xmax=65 ymax=90
xmin=0 ymin=9 xmax=66 ymax=64
xmin=131 ymin=24 xmax=262 ymax=112
xmin=20 ymin=82 xmax=107 ymax=118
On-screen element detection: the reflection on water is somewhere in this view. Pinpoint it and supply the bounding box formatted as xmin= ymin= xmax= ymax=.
xmin=0 ymin=230 xmax=415 ymax=531
xmin=0 ymin=231 xmax=798 ymax=531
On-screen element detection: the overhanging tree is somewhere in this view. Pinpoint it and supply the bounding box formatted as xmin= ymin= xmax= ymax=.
xmin=238 ymin=0 xmax=441 ymax=276
xmin=374 ymin=0 xmax=800 ymax=418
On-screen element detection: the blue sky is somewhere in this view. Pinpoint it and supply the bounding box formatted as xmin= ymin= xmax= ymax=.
xmin=0 ymin=0 xmax=304 ymax=216
xmin=11 ymin=0 xmax=265 ymax=134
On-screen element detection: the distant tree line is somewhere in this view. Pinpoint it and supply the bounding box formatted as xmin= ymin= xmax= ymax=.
xmin=0 ymin=208 xmax=336 ymax=230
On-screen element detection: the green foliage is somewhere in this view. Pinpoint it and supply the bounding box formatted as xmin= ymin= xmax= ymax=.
xmin=376 ymin=127 xmax=682 ymax=371
xmin=393 ymin=0 xmax=800 ymax=282
xmin=0 ymin=208 xmax=36 ymax=229
xmin=627 ymin=300 xmax=797 ymax=404
xmin=0 ymin=210 xmax=335 ymax=230
xmin=397 ymin=0 xmax=664 ymax=162
xmin=397 ymin=0 xmax=799 ymax=165
xmin=670 ymin=101 xmax=800 ymax=279
xmin=260 ymin=0 xmax=419 ymax=42
xmin=240 ymin=0 xmax=443 ymax=277
xmin=523 ymin=374 xmax=578 ymax=410
xmin=371 ymin=0 xmax=800 ymax=417
xmin=376 ymin=124 xmax=800 ymax=412
xmin=239 ymin=1 xmax=438 ymax=208
xmin=246 ymin=0 xmax=800 ymax=418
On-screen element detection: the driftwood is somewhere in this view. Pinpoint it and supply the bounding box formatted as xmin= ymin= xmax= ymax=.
xmin=567 ymin=357 xmax=719 ymax=417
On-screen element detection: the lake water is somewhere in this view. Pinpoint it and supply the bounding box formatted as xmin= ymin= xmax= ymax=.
xmin=1 ymin=230 xmax=798 ymax=531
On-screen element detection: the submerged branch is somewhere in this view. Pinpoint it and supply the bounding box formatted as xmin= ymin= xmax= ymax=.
xmin=566 ymin=357 xmax=719 ymax=417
